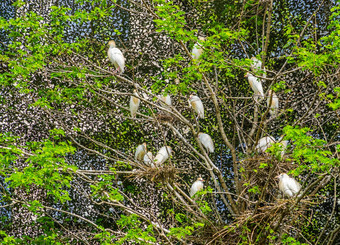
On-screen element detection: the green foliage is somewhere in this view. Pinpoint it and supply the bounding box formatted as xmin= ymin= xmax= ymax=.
xmin=1 ymin=134 xmax=77 ymax=203
xmin=94 ymin=228 xmax=116 ymax=245
xmin=281 ymin=234 xmax=308 ymax=245
xmin=248 ymin=185 xmax=260 ymax=194
xmin=115 ymin=214 xmax=156 ymax=244
xmin=283 ymin=125 xmax=339 ymax=175
xmin=168 ymin=222 xmax=204 ymax=240
xmin=0 ymin=231 xmax=17 ymax=245
xmin=90 ymin=174 xmax=123 ymax=202
xmin=154 ymin=0 xmax=194 ymax=42
xmin=0 ymin=0 xmax=339 ymax=244
xmin=328 ymin=87 xmax=340 ymax=110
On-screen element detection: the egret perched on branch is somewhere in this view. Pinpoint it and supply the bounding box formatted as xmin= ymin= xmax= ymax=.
xmin=143 ymin=151 xmax=154 ymax=167
xmin=190 ymin=177 xmax=205 ymax=197
xmin=255 ymin=136 xmax=275 ymax=153
xmin=130 ymin=90 xmax=140 ymax=118
xmin=245 ymin=72 xmax=264 ymax=100
xmin=277 ymin=173 xmax=301 ymax=198
xmin=107 ymin=40 xmax=125 ymax=74
xmin=278 ymin=139 xmax=289 ymax=158
xmin=189 ymin=95 xmax=205 ymax=119
xmin=135 ymin=143 xmax=147 ymax=161
xmin=267 ymin=90 xmax=279 ymax=117
xmin=154 ymin=146 xmax=172 ymax=165
xmin=198 ymin=132 xmax=214 ymax=153
xmin=159 ymin=94 xmax=172 ymax=109
xmin=192 ymin=36 xmax=205 ymax=60
xmin=251 ymin=57 xmax=266 ymax=78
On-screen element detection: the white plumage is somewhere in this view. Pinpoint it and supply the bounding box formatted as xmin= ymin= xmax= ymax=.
xmin=191 ymin=36 xmax=205 ymax=60
xmin=245 ymin=72 xmax=264 ymax=99
xmin=135 ymin=143 xmax=147 ymax=161
xmin=130 ymin=90 xmax=140 ymax=118
xmin=267 ymin=90 xmax=279 ymax=117
xmin=251 ymin=57 xmax=266 ymax=78
xmin=143 ymin=151 xmax=154 ymax=167
xmin=279 ymin=140 xmax=289 ymax=158
xmin=277 ymin=173 xmax=301 ymax=198
xmin=154 ymin=146 xmax=172 ymax=165
xmin=159 ymin=94 xmax=172 ymax=108
xmin=255 ymin=136 xmax=275 ymax=153
xmin=107 ymin=40 xmax=125 ymax=74
xmin=189 ymin=95 xmax=205 ymax=119
xmin=198 ymin=132 xmax=214 ymax=153
xmin=190 ymin=177 xmax=205 ymax=197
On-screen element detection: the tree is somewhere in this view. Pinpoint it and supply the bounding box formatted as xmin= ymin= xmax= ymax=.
xmin=0 ymin=0 xmax=339 ymax=244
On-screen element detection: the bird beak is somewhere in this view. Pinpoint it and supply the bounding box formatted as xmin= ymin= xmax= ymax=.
xmin=244 ymin=74 xmax=248 ymax=77
xmin=275 ymin=175 xmax=280 ymax=179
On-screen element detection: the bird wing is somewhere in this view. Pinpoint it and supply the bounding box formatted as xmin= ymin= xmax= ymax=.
xmin=248 ymin=76 xmax=263 ymax=97
xmin=272 ymin=96 xmax=279 ymax=108
xmin=154 ymin=147 xmax=169 ymax=164
xmin=108 ymin=48 xmax=125 ymax=72
xmin=279 ymin=178 xmax=293 ymax=197
xmin=165 ymin=95 xmax=172 ymax=106
xmin=195 ymin=100 xmax=204 ymax=118
xmin=130 ymin=96 xmax=140 ymax=117
xmin=253 ymin=78 xmax=264 ymax=97
xmin=154 ymin=153 xmax=166 ymax=165
xmin=200 ymin=134 xmax=214 ymax=153
xmin=135 ymin=145 xmax=145 ymax=161
xmin=267 ymin=95 xmax=279 ymax=115
xmin=189 ymin=183 xmax=197 ymax=197
xmin=286 ymin=177 xmax=301 ymax=195
xmin=190 ymin=181 xmax=203 ymax=197
xmin=192 ymin=44 xmax=203 ymax=59
xmin=144 ymin=152 xmax=154 ymax=167
xmin=256 ymin=137 xmax=274 ymax=152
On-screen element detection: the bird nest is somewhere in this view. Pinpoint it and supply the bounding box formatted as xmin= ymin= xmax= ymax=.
xmin=206 ymin=198 xmax=309 ymax=245
xmin=155 ymin=113 xmax=175 ymax=123
xmin=130 ymin=165 xmax=178 ymax=183
xmin=242 ymin=155 xmax=297 ymax=189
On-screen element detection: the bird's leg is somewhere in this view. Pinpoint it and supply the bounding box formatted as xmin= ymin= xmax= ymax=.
xmin=253 ymin=94 xmax=262 ymax=106
xmin=110 ymin=67 xmax=117 ymax=74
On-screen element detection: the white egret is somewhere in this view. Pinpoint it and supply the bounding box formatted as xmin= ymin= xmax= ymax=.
xmin=267 ymin=90 xmax=279 ymax=117
xmin=130 ymin=89 xmax=140 ymax=118
xmin=190 ymin=177 xmax=205 ymax=197
xmin=154 ymin=146 xmax=172 ymax=165
xmin=251 ymin=57 xmax=266 ymax=78
xmin=245 ymin=72 xmax=264 ymax=99
xmin=135 ymin=143 xmax=147 ymax=161
xmin=143 ymin=151 xmax=154 ymax=167
xmin=159 ymin=94 xmax=172 ymax=109
xmin=277 ymin=173 xmax=301 ymax=198
xmin=107 ymin=40 xmax=125 ymax=74
xmin=192 ymin=36 xmax=205 ymax=60
xmin=255 ymin=136 xmax=275 ymax=153
xmin=278 ymin=140 xmax=289 ymax=158
xmin=198 ymin=132 xmax=214 ymax=153
xmin=189 ymin=95 xmax=205 ymax=119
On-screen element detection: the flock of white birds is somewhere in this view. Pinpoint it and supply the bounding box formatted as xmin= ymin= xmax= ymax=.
xmin=107 ymin=38 xmax=301 ymax=200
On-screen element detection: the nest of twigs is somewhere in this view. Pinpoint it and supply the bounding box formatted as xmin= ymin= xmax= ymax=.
xmin=155 ymin=113 xmax=175 ymax=123
xmin=205 ymin=197 xmax=309 ymax=245
xmin=243 ymin=154 xmax=297 ymax=189
xmin=130 ymin=165 xmax=178 ymax=183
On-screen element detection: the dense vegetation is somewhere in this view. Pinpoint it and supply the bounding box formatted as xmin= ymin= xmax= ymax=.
xmin=0 ymin=0 xmax=339 ymax=244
